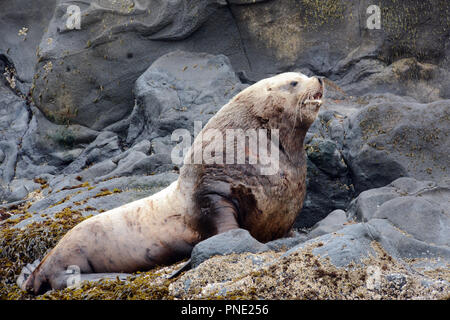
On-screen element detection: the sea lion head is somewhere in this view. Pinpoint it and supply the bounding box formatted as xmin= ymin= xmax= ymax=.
xmin=265 ymin=72 xmax=323 ymax=126
xmin=239 ymin=72 xmax=324 ymax=130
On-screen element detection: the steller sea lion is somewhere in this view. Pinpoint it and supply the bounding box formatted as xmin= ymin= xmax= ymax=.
xmin=20 ymin=72 xmax=324 ymax=294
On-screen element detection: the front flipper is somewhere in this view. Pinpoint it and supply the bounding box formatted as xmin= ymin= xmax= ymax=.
xmin=199 ymin=193 xmax=240 ymax=234
xmin=193 ymin=179 xmax=241 ymax=238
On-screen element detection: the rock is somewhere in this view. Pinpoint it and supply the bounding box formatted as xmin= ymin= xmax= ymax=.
xmin=127 ymin=50 xmax=246 ymax=145
xmin=368 ymin=218 xmax=450 ymax=262
xmin=348 ymin=177 xmax=449 ymax=224
xmin=373 ymin=197 xmax=449 ymax=247
xmin=0 ymin=0 xmax=57 ymax=82
xmin=229 ymin=0 xmax=449 ymax=80
xmin=27 ymin=0 xmax=448 ymax=132
xmin=7 ymin=179 xmax=40 ymax=202
xmin=342 ymin=97 xmax=450 ymax=194
xmin=0 ymin=84 xmax=29 ymax=145
xmin=62 ymin=132 xmax=122 ymax=174
xmin=16 ymin=106 xmax=99 ymax=181
xmin=265 ymin=236 xmax=307 ymax=252
xmin=0 ymin=83 xmax=30 ymax=188
xmin=190 ymin=229 xmax=269 ymax=268
xmin=0 ymin=141 xmax=19 ymax=188
xmin=338 ymin=58 xmax=450 ymax=102
xmin=31 ymin=0 xmax=247 ymax=130
xmin=385 ymin=273 xmax=408 ymax=290
xmin=120 ymin=50 xmax=247 ymax=174
xmin=319 ymin=177 xmax=450 ymax=268
xmin=298 ymin=157 xmax=353 ymax=228
xmin=170 ymin=241 xmax=448 ymax=299
xmin=287 ymin=177 xmax=450 ymax=270
xmin=15 ymin=173 xmax=178 ymax=228
xmin=306 ymin=138 xmax=348 ymax=178
xmin=352 ymin=177 xmax=450 ymax=263
xmin=226 ymin=0 xmax=269 ymax=4
xmin=294 ymin=108 xmax=356 ymax=227
xmin=285 ymin=223 xmax=377 ymax=267
xmin=169 ymin=251 xmax=280 ymax=298
xmin=307 ymin=209 xmax=349 ymax=239
xmin=75 ymin=160 xmax=117 ymax=183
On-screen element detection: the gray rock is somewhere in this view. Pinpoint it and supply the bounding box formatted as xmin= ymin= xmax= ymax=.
xmin=374 ymin=196 xmax=450 ymax=247
xmin=26 ymin=0 xmax=449 ymax=132
xmin=285 ymin=223 xmax=377 ymax=267
xmin=298 ymin=157 xmax=354 ymax=228
xmin=265 ymin=233 xmax=308 ymax=251
xmin=368 ymin=218 xmax=450 ymax=262
xmin=307 ymin=209 xmax=349 ymax=240
xmin=16 ymin=106 xmax=99 ymax=180
xmin=8 ymin=179 xmax=40 ymax=202
xmin=385 ymin=273 xmax=407 ymax=290
xmin=296 ymin=109 xmax=355 ymax=228
xmin=299 ymin=177 xmax=450 ymax=270
xmin=76 ymin=160 xmax=118 ymax=182
xmin=62 ymin=131 xmax=122 ymax=174
xmin=348 ymin=177 xmax=449 ymax=224
xmin=0 ymin=141 xmax=19 ymax=188
xmin=286 ymin=177 xmax=450 ymax=269
xmin=0 ymin=83 xmax=30 ymax=191
xmin=127 ymin=50 xmax=246 ymax=145
xmin=190 ymin=229 xmax=269 ymax=268
xmin=31 ymin=1 xmax=246 ymax=130
xmin=306 ymin=138 xmax=348 ymax=178
xmin=342 ymin=97 xmax=450 ymax=194
xmin=339 ymin=58 xmax=450 ymax=103
xmin=0 ymin=84 xmax=29 ymax=145
xmin=226 ymin=0 xmax=268 ymax=4
xmin=15 ymin=173 xmax=178 ymax=228
xmin=0 ymin=0 xmax=57 ymax=82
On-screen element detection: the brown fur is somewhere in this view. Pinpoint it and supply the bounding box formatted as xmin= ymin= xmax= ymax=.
xmin=21 ymin=72 xmax=323 ymax=294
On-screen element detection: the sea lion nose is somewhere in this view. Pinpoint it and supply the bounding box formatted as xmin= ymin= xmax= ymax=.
xmin=317 ymin=77 xmax=323 ymax=86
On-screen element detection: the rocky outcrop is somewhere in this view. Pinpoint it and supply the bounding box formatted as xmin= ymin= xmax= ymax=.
xmin=163 ymin=177 xmax=449 ymax=299
xmin=0 ymin=0 xmax=57 ymax=83
xmin=126 ymin=50 xmax=247 ymax=146
xmin=29 ymin=0 xmax=243 ymax=130
xmin=0 ymin=0 xmax=449 ymax=300
xmin=342 ymin=98 xmax=449 ymax=193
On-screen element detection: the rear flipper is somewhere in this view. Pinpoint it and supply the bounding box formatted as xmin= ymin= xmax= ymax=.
xmin=17 ymin=259 xmax=40 ymax=291
xmin=18 ymin=261 xmax=131 ymax=294
xmin=167 ymin=259 xmax=192 ymax=279
xmin=63 ymin=272 xmax=132 ymax=288
xmin=53 ymin=265 xmax=132 ymax=289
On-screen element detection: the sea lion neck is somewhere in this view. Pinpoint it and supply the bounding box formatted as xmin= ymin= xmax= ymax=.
xmin=278 ymin=125 xmax=308 ymax=165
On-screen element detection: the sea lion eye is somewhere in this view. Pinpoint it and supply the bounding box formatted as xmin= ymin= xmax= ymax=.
xmin=290 ymin=81 xmax=298 ymax=87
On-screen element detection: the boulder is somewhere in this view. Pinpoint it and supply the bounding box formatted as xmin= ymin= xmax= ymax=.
xmin=127 ymin=50 xmax=247 ymax=145
xmin=14 ymin=172 xmax=178 ymax=228
xmin=286 ymin=223 xmax=377 ymax=267
xmin=289 ymin=178 xmax=450 ymax=270
xmin=0 ymin=0 xmax=57 ymax=82
xmin=30 ymin=0 xmax=246 ymax=130
xmin=190 ymin=229 xmax=269 ymax=268
xmin=342 ymin=97 xmax=450 ymax=194
xmin=307 ymin=209 xmax=349 ymax=239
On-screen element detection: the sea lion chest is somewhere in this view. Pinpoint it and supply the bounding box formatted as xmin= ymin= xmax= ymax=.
xmin=238 ymin=159 xmax=307 ymax=242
